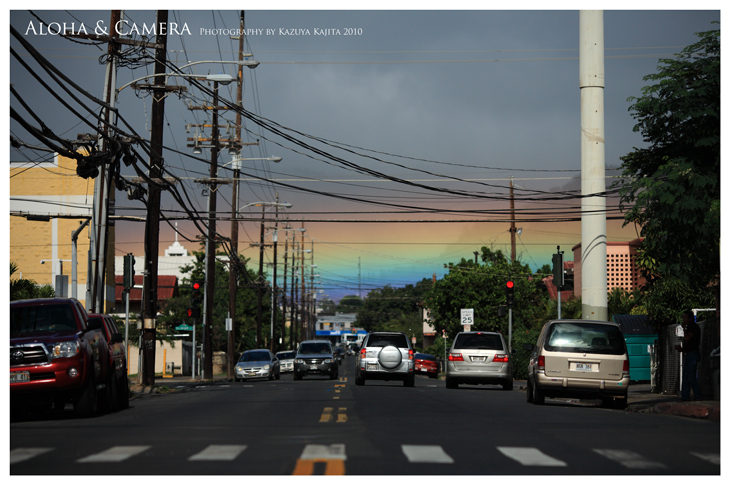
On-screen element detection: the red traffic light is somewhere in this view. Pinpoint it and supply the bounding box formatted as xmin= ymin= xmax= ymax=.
xmin=192 ymin=282 xmax=202 ymax=290
xmin=506 ymin=280 xmax=514 ymax=289
xmin=187 ymin=308 xmax=193 ymax=318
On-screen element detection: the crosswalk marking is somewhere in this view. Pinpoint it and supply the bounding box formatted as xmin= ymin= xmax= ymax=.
xmin=10 ymin=448 xmax=54 ymax=465
xmin=497 ymin=447 xmax=567 ymax=467
xmin=593 ymin=449 xmax=666 ymax=469
xmin=188 ymin=445 xmax=247 ymax=461
xmin=77 ymin=446 xmax=151 ymax=463
xmin=690 ymin=452 xmax=721 ymax=465
xmin=402 ymin=445 xmax=454 ymax=464
xmin=293 ymin=444 xmax=346 ymax=475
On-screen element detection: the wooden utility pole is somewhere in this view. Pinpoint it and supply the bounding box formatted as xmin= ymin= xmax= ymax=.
xmin=270 ymin=196 xmax=280 ymax=352
xmin=141 ymin=10 xmax=169 ymax=386
xmin=281 ymin=227 xmax=289 ymax=349
xmin=227 ymin=11 xmax=246 ymax=378
xmin=510 ymin=177 xmax=516 ymax=262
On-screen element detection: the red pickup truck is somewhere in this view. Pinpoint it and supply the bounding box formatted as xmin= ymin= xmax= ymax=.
xmin=88 ymin=313 xmax=130 ymax=411
xmin=10 ymin=298 xmax=112 ymax=417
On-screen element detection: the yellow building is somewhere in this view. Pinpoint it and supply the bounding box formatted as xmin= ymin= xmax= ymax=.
xmin=10 ymin=152 xmax=115 ymax=311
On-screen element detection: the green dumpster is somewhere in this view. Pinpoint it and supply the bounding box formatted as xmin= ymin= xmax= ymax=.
xmin=613 ymin=315 xmax=656 ymax=383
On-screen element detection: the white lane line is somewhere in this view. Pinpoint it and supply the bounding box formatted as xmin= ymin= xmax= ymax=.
xmin=497 ymin=447 xmax=567 ymax=467
xmin=402 ymin=445 xmax=454 ymax=464
xmin=188 ymin=445 xmax=248 ymax=461
xmin=300 ymin=444 xmax=347 ymax=460
xmin=77 ymin=446 xmax=151 ymax=463
xmin=10 ymin=448 xmax=54 ymax=465
xmin=690 ymin=452 xmax=721 ymax=465
xmin=593 ymin=449 xmax=666 ymax=469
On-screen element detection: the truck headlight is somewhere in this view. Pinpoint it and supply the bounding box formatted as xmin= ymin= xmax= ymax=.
xmin=50 ymin=341 xmax=80 ymax=360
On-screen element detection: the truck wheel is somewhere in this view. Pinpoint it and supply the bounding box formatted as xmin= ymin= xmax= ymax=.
xmin=445 ymin=378 xmax=457 ymax=389
xmin=118 ymin=374 xmax=130 ymax=410
xmin=74 ymin=378 xmax=99 ymax=418
xmin=355 ymin=377 xmax=364 ymax=386
xmin=107 ymin=374 xmax=120 ymax=413
xmin=503 ymin=380 xmax=513 ymax=391
xmin=403 ymin=375 xmax=415 ymax=387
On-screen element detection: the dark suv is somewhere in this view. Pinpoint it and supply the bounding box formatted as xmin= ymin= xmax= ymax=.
xmin=10 ymin=298 xmax=111 ymax=417
xmin=355 ymin=331 xmax=415 ymax=387
xmin=88 ymin=313 xmax=129 ymax=411
xmin=294 ymin=340 xmax=338 ymax=380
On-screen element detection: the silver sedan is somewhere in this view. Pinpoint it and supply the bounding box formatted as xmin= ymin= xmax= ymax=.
xmin=234 ymin=349 xmax=280 ymax=382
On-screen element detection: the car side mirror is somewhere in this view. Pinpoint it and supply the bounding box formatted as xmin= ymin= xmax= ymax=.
xmin=86 ymin=317 xmax=103 ymax=332
xmin=111 ymin=333 xmax=123 ymax=344
xmin=523 ymin=343 xmax=534 ymax=351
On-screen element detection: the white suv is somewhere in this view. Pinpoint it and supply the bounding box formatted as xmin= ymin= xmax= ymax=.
xmin=355 ymin=332 xmax=415 ymax=387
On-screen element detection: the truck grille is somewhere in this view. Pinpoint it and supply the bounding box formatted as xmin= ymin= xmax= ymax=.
xmin=10 ymin=345 xmax=50 ymax=367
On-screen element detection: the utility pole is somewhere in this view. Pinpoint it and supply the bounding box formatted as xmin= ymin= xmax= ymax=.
xmin=291 ymin=238 xmax=298 ymax=347
xmin=281 ymin=227 xmax=289 ymax=349
xmin=141 ymin=10 xmax=169 ymax=386
xmin=510 ymin=177 xmax=516 ymax=262
xmin=300 ymin=226 xmax=307 ymax=341
xmin=270 ymin=196 xmax=280 ymax=352
xmin=256 ymin=205 xmax=266 ymax=346
xmin=579 ymin=10 xmax=608 ymax=320
xmin=202 ymin=78 xmax=224 ymax=380
xmin=90 ymin=9 xmax=121 ymax=313
xmin=227 ymin=11 xmax=246 ymax=378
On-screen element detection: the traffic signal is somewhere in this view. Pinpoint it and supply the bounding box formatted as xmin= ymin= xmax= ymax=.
xmin=190 ymin=280 xmax=204 ymax=319
xmin=123 ymin=253 xmax=135 ymax=290
xmin=506 ymin=280 xmax=515 ymax=307
xmin=552 ymin=252 xmax=564 ymax=287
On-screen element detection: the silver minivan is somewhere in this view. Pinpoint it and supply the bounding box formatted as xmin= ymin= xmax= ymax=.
xmin=525 ymin=319 xmax=630 ymax=408
xmin=446 ymin=331 xmax=513 ymax=390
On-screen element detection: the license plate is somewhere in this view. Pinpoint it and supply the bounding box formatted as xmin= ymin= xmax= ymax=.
xmin=310 ymin=365 xmax=318 ymax=370
xmin=11 ymin=371 xmax=30 ymax=383
xmin=367 ymin=363 xmax=378 ymax=371
xmin=471 ymin=357 xmax=485 ymax=363
xmin=576 ymin=363 xmax=593 ymax=372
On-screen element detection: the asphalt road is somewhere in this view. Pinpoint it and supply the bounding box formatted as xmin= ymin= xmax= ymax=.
xmin=10 ymin=357 xmax=721 ymax=475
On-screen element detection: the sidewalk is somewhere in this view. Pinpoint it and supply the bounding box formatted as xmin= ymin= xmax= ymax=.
xmin=626 ymin=382 xmax=720 ymax=422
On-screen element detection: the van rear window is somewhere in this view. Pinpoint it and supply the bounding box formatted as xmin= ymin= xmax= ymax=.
xmin=545 ymin=322 xmax=625 ymax=355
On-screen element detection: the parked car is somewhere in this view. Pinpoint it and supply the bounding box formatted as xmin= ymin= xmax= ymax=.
xmin=525 ymin=319 xmax=630 ymax=408
xmin=88 ymin=313 xmax=129 ymax=411
xmin=10 ymin=298 xmax=111 ymax=417
xmin=234 ymin=349 xmax=280 ymax=381
xmin=355 ymin=331 xmax=415 ymax=387
xmin=294 ymin=340 xmax=338 ymax=380
xmin=414 ymin=352 xmax=439 ymax=379
xmin=276 ymin=350 xmax=296 ymax=373
xmin=446 ymin=331 xmax=513 ymax=390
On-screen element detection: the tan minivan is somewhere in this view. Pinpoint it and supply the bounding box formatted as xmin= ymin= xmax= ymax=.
xmin=525 ymin=319 xmax=630 ymax=408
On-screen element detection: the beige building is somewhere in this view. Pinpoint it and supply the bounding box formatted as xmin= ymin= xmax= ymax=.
xmin=572 ymin=238 xmax=646 ymax=296
xmin=10 ymin=152 xmax=115 ymax=310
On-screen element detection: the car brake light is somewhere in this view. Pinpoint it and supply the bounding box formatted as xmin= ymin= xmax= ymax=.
xmin=537 ymin=355 xmax=545 ymax=370
xmin=448 ymin=353 xmax=463 ymax=362
xmin=360 ymin=348 xmax=367 ymax=358
xmin=408 ymin=349 xmax=414 ymax=360
xmin=623 ymin=359 xmax=630 ymax=373
xmin=493 ymin=354 xmax=509 ymax=362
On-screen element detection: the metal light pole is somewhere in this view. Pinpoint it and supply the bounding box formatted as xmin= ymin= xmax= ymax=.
xmin=580 ymin=10 xmax=607 ymax=321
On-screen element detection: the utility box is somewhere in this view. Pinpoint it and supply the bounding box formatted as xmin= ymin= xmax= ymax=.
xmin=613 ymin=314 xmax=656 ymax=383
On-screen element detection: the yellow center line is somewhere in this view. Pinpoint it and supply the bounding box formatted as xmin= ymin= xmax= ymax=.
xmin=292 ymin=459 xmax=345 ymax=475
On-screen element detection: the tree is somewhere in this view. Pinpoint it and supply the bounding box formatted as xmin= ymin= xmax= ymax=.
xmin=10 ymin=262 xmax=54 ymax=301
xmin=616 ymin=27 xmax=719 ymax=292
xmin=423 ymin=248 xmax=547 ymax=340
xmin=354 ymin=278 xmax=433 ymax=336
xmin=336 ymin=295 xmax=363 ymax=313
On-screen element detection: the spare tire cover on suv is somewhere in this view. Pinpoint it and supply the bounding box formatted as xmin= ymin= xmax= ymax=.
xmin=378 ymin=346 xmax=403 ymax=369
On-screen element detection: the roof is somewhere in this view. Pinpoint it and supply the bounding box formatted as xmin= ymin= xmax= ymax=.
xmin=542 ymin=274 xmax=574 ymax=301
xmin=114 ymin=275 xmax=178 ymax=302
xmin=612 ymin=314 xmax=655 ymax=335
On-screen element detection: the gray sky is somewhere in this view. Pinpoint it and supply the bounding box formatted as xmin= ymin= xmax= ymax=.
xmin=6 ymin=7 xmax=721 ymax=300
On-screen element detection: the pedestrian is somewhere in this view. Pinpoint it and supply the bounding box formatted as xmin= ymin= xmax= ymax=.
xmin=675 ymin=310 xmax=703 ymax=401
